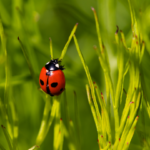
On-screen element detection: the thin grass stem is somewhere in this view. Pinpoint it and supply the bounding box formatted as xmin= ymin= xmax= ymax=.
xmin=59 ymin=23 xmax=78 ymax=60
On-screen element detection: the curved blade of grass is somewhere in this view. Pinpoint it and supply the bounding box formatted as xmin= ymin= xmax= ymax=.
xmin=18 ymin=37 xmax=38 ymax=87
xmin=59 ymin=23 xmax=78 ymax=60
xmin=35 ymin=96 xmax=53 ymax=147
xmin=73 ymin=35 xmax=102 ymax=137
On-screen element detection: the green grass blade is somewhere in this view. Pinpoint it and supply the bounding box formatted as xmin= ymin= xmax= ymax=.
xmin=53 ymin=97 xmax=61 ymax=150
xmin=0 ymin=73 xmax=32 ymax=87
xmin=94 ymin=83 xmax=112 ymax=144
xmin=59 ymin=119 xmax=64 ymax=150
xmin=123 ymin=116 xmax=139 ymax=150
xmin=59 ymin=23 xmax=78 ymax=60
xmin=128 ymin=0 xmax=139 ymax=37
xmin=117 ymin=89 xmax=141 ymax=150
xmin=114 ymin=37 xmax=125 ymax=139
xmin=86 ymin=84 xmax=100 ymax=132
xmin=35 ymin=96 xmax=52 ymax=146
xmin=143 ymin=98 xmax=150 ymax=118
xmin=93 ymin=46 xmax=111 ymax=117
xmin=91 ymin=7 xmax=103 ymax=53
xmin=0 ymin=15 xmax=8 ymax=109
xmin=91 ymin=9 xmax=115 ymax=119
xmin=18 ymin=37 xmax=38 ymax=86
xmin=1 ymin=125 xmax=13 ymax=150
xmin=139 ymin=41 xmax=145 ymax=64
xmin=120 ymin=30 xmax=128 ymax=50
xmin=9 ymin=101 xmax=18 ymax=150
xmin=73 ymin=91 xmax=81 ymax=148
xmin=73 ymin=35 xmax=102 ymax=137
xmin=49 ymin=38 xmax=53 ymax=60
xmin=0 ymin=17 xmax=14 ymax=148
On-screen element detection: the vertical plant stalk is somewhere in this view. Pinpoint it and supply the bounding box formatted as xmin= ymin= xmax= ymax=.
xmin=91 ymin=7 xmax=115 ymax=111
xmin=29 ymin=97 xmax=59 ymax=150
xmin=59 ymin=118 xmax=64 ymax=150
xmin=86 ymin=85 xmax=103 ymax=149
xmin=53 ymin=96 xmax=61 ymax=150
xmin=117 ymin=90 xmax=141 ymax=150
xmin=93 ymin=46 xmax=111 ymax=117
xmin=49 ymin=38 xmax=53 ymax=60
xmin=0 ymin=17 xmax=17 ymax=150
xmin=9 ymin=101 xmax=18 ymax=150
xmin=114 ymin=29 xmax=125 ymax=140
xmin=123 ymin=116 xmax=139 ymax=150
xmin=35 ymin=95 xmax=51 ymax=147
xmin=0 ymin=17 xmax=8 ymax=106
xmin=62 ymin=91 xmax=76 ymax=150
xmin=73 ymin=35 xmax=104 ymax=135
xmin=73 ymin=91 xmax=81 ymax=150
xmin=92 ymin=7 xmax=114 ymax=143
xmin=94 ymin=83 xmax=111 ymax=144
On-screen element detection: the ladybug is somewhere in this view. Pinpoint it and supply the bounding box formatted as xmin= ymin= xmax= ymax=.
xmin=39 ymin=59 xmax=65 ymax=96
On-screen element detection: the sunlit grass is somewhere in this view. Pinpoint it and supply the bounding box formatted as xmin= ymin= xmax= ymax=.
xmin=0 ymin=0 xmax=150 ymax=150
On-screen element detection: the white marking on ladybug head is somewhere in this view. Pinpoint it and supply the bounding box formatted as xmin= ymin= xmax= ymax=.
xmin=55 ymin=63 xmax=59 ymax=68
xmin=46 ymin=62 xmax=49 ymax=65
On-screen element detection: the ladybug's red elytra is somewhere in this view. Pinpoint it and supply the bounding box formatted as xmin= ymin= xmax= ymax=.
xmin=39 ymin=59 xmax=65 ymax=96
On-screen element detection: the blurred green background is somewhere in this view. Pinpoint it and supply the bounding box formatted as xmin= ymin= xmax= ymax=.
xmin=1 ymin=0 xmax=150 ymax=149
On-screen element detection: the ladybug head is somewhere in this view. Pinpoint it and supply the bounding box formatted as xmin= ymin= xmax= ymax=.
xmin=45 ymin=58 xmax=64 ymax=71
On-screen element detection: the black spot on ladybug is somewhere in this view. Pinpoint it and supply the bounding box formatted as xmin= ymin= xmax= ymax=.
xmin=51 ymin=82 xmax=58 ymax=87
xmin=40 ymin=79 xmax=44 ymax=85
xmin=60 ymin=88 xmax=63 ymax=92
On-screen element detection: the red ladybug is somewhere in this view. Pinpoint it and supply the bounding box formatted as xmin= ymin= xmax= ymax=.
xmin=39 ymin=59 xmax=65 ymax=96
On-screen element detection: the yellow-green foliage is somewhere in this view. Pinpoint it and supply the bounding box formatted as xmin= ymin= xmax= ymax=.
xmin=0 ymin=0 xmax=150 ymax=150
